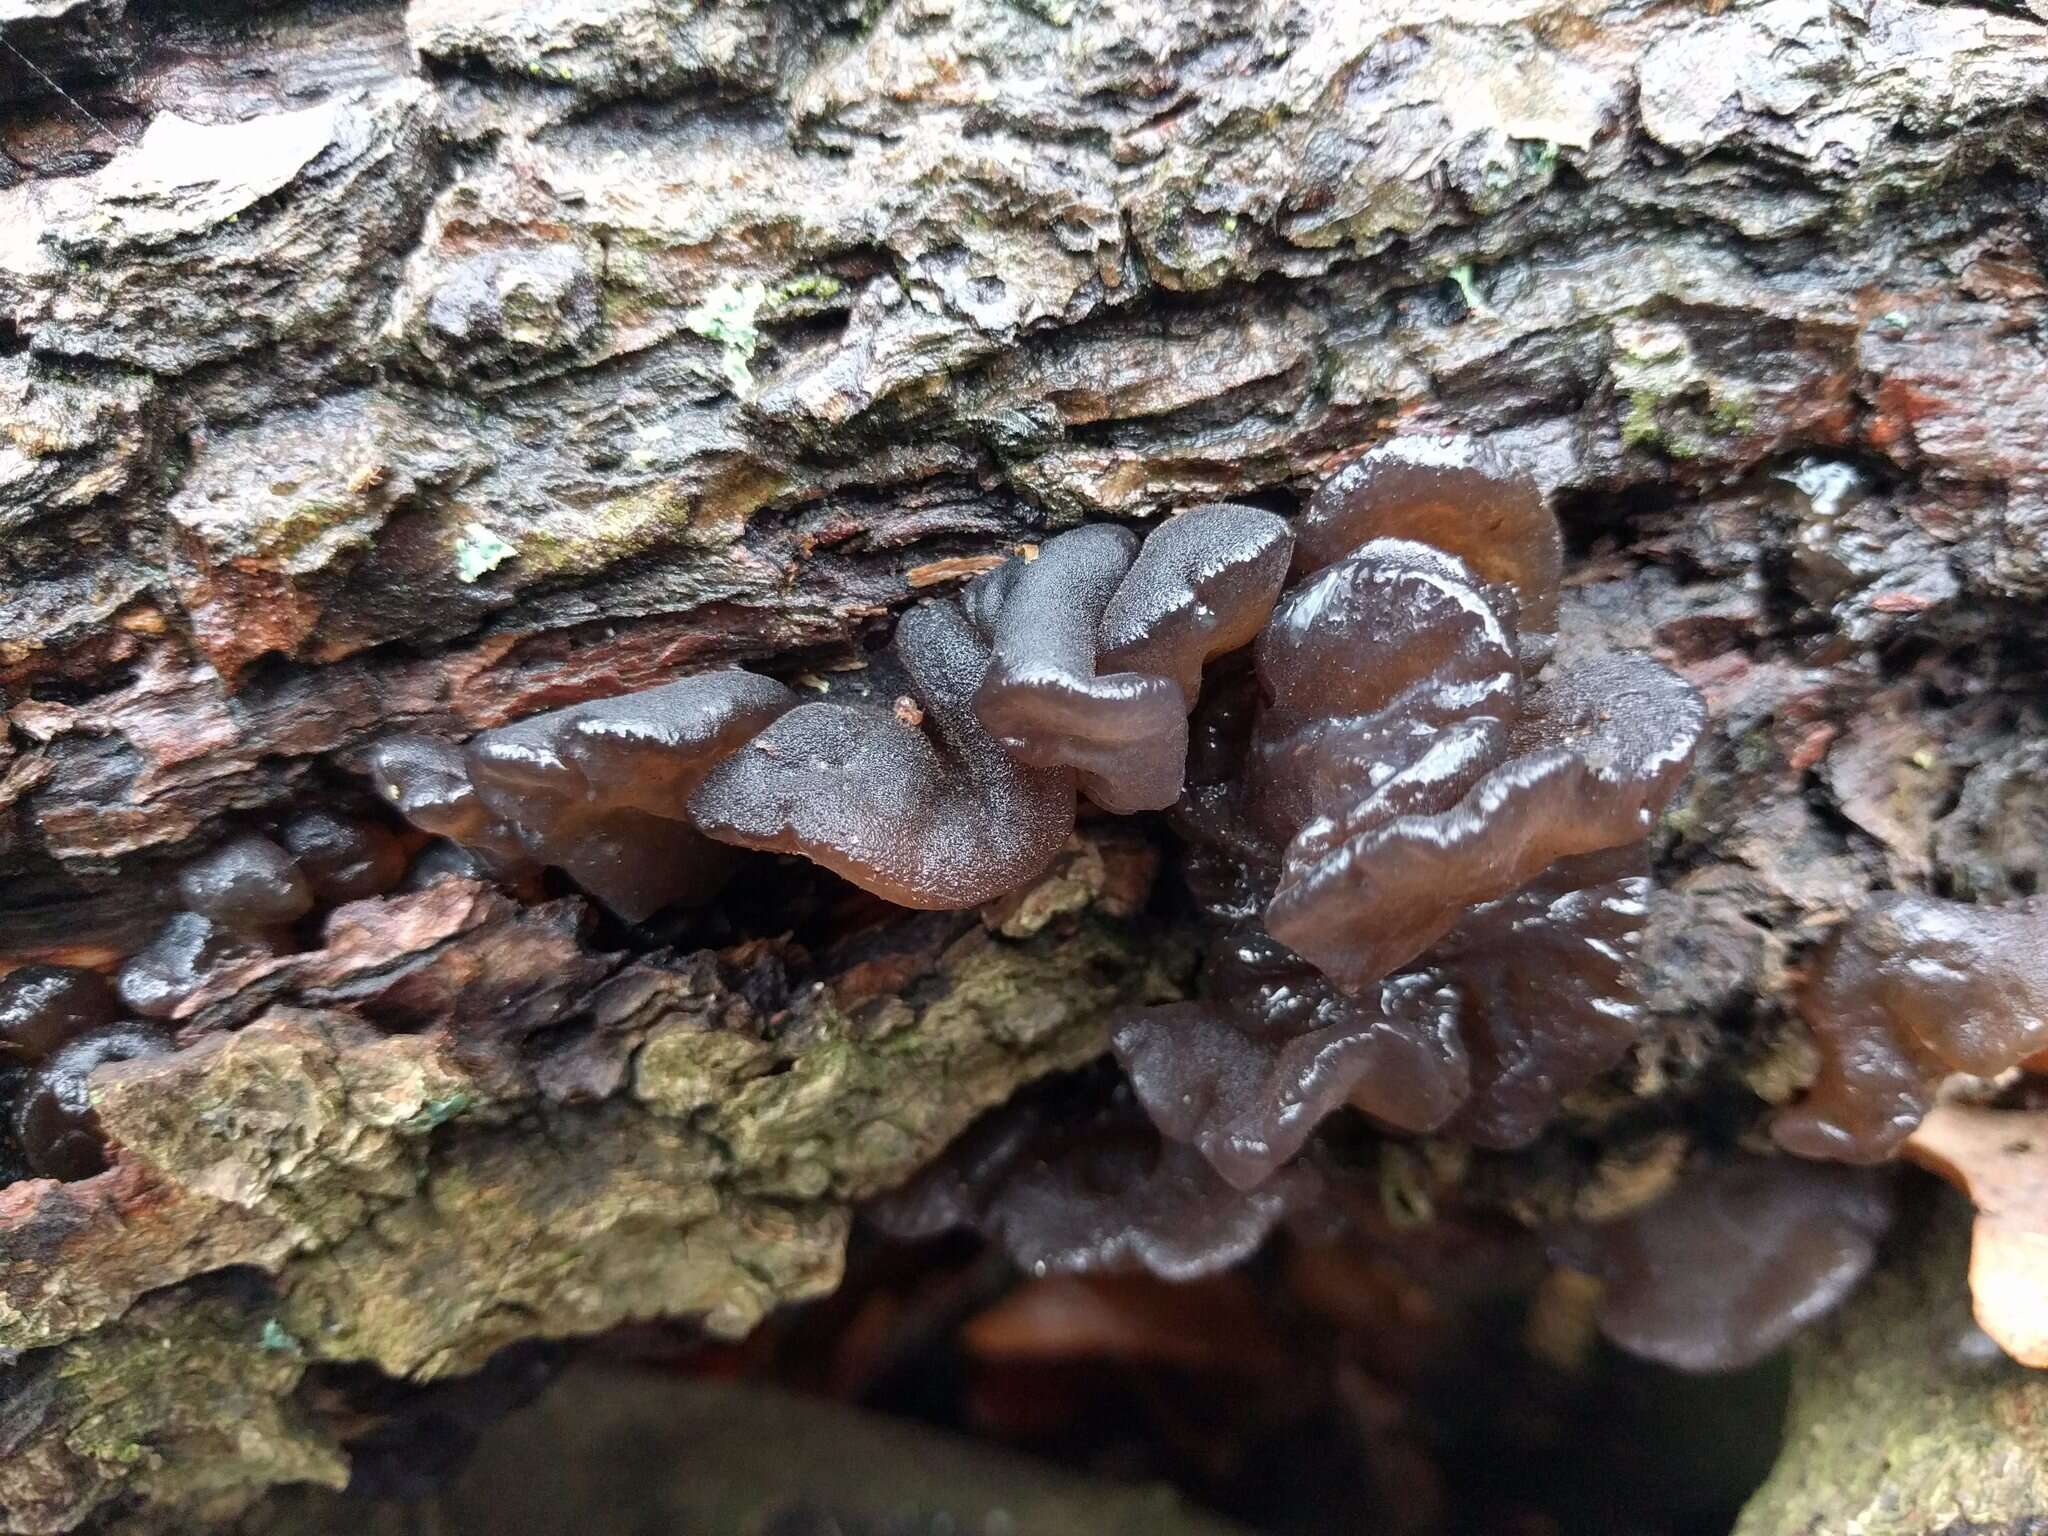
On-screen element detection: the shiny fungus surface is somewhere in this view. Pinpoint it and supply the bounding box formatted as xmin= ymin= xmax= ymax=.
xmin=279 ymin=810 xmax=408 ymax=905
xmin=1555 ymin=1157 xmax=1895 ymax=1372
xmin=1435 ymin=846 xmax=1654 ymax=1150
xmin=464 ymin=672 xmax=798 ymax=921
xmin=15 ymin=1022 xmax=175 ymax=1182
xmin=970 ymin=524 xmax=1191 ymax=814
xmin=115 ymin=913 xmax=274 ymax=1021
xmin=0 ymin=965 xmax=122 ymax=1064
xmin=364 ymin=734 xmax=531 ymax=871
xmin=869 ymin=1075 xmax=1313 ymax=1282
xmin=175 ymin=833 xmax=315 ymax=930
xmin=1265 ymin=647 xmax=1702 ymax=995
xmin=691 ymin=600 xmax=1076 ymax=909
xmin=1296 ymin=433 xmax=1561 ymax=643
xmin=1113 ymin=978 xmax=1468 ymax=1192
xmin=215 ymin=432 xmax=1701 ymax=1200
xmin=1096 ymin=503 xmax=1295 ymax=702
xmin=1775 ymin=893 xmax=2048 ymax=1163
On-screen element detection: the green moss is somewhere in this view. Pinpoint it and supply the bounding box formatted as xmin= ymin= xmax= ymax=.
xmin=1708 ymin=387 xmax=1758 ymax=435
xmin=766 ymin=272 xmax=846 ymax=310
xmin=706 ymin=921 xmax=1190 ymax=1202
xmin=1621 ymin=388 xmax=1666 ymax=451
xmin=1738 ymin=1199 xmax=2048 ymax=1536
xmin=1611 ymin=319 xmax=1758 ymax=458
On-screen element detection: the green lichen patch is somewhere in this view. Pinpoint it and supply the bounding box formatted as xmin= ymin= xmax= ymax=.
xmin=683 ymin=280 xmax=770 ymax=396
xmin=451 ymin=521 xmax=518 ymax=583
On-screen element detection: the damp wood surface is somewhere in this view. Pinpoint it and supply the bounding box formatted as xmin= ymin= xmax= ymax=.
xmin=5 ymin=0 xmax=2048 ymax=1531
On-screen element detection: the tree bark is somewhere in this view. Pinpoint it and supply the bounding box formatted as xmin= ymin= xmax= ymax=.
xmin=3 ymin=0 xmax=2048 ymax=1529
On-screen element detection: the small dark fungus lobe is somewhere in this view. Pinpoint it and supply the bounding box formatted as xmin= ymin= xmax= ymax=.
xmin=1114 ymin=942 xmax=1469 ymax=1192
xmin=692 ymin=601 xmax=1076 ymax=908
xmin=397 ymin=838 xmax=503 ymax=891
xmin=176 ymin=833 xmax=315 ymax=930
xmin=0 ymin=964 xmax=121 ymax=1064
xmin=364 ymin=735 xmax=531 ymax=873
xmin=1554 ymin=1157 xmax=1895 ymax=1372
xmin=116 ymin=913 xmax=274 ymax=1021
xmin=15 ymin=1022 xmax=175 ymax=1181
xmin=1096 ymin=503 xmax=1295 ymax=703
xmin=1775 ymin=893 xmax=2048 ymax=1163
xmin=279 ymin=810 xmax=408 ymax=905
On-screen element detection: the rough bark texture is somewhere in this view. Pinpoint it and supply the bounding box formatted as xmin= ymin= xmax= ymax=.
xmin=4 ymin=0 xmax=2048 ymax=1529
xmin=1737 ymin=1193 xmax=2048 ymax=1536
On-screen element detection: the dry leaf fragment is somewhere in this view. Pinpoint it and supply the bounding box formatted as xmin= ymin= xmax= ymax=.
xmin=1904 ymin=1101 xmax=2048 ymax=1367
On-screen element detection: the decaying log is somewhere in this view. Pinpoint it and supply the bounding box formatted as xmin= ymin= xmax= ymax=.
xmin=5 ymin=0 xmax=2048 ymax=1527
xmin=0 ymin=866 xmax=1180 ymax=1531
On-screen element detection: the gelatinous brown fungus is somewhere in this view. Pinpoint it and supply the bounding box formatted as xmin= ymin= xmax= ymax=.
xmin=3 ymin=436 xmax=1726 ymax=1352
xmin=1775 ymin=893 xmax=2048 ymax=1162
xmin=331 ymin=436 xmax=1708 ymax=1241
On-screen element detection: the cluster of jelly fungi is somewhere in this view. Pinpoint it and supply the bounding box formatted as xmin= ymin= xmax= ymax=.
xmin=341 ymin=437 xmax=1709 ymax=1214
xmin=19 ymin=430 xmax=2030 ymax=1376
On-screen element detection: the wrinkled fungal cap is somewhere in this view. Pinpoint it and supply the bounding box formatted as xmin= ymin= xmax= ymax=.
xmin=1116 ymin=848 xmax=1654 ymax=1187
xmin=691 ymin=599 xmax=1076 ymax=909
xmin=971 ymin=525 xmax=1190 ymax=814
xmin=365 ymin=734 xmax=488 ymax=838
xmin=1267 ymin=651 xmax=1703 ymax=994
xmin=15 ymin=1022 xmax=175 ymax=1182
xmin=1113 ymin=978 xmax=1468 ymax=1192
xmin=1775 ymin=893 xmax=2048 ymax=1163
xmin=466 ymin=672 xmax=796 ymax=825
xmin=1434 ymin=846 xmax=1651 ymax=1149
xmin=465 ymin=679 xmax=790 ymax=920
xmin=279 ymin=810 xmax=407 ymax=905
xmin=1556 ymin=1157 xmax=1894 ymax=1372
xmin=1297 ymin=433 xmax=1562 ymax=642
xmin=0 ymin=964 xmax=120 ymax=1064
xmin=176 ymin=833 xmax=314 ymax=930
xmin=870 ymin=1076 xmax=1311 ymax=1281
xmin=1254 ymin=538 xmax=1521 ymax=734
xmin=115 ymin=912 xmax=273 ymax=1021
xmin=553 ymin=671 xmax=799 ymax=816
xmin=1097 ymin=503 xmax=1296 ymax=700
xmin=1249 ymin=538 xmax=1522 ymax=848
xmin=983 ymin=1133 xmax=1307 ymax=1282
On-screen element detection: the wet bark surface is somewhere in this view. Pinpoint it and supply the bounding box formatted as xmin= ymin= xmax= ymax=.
xmin=3 ymin=0 xmax=2048 ymax=1529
